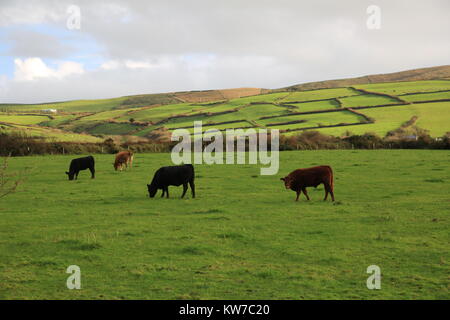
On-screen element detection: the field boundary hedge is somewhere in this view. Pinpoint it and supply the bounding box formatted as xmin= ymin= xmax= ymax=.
xmin=2 ymin=128 xmax=449 ymax=156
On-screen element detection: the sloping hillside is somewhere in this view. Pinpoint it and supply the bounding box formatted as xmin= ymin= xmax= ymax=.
xmin=1 ymin=66 xmax=449 ymax=141
xmin=282 ymin=65 xmax=450 ymax=91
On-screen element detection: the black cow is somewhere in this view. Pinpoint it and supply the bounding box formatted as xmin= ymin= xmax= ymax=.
xmin=147 ymin=164 xmax=195 ymax=198
xmin=66 ymin=156 xmax=95 ymax=180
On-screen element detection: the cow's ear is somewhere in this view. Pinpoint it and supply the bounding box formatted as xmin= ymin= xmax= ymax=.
xmin=280 ymin=177 xmax=285 ymax=181
xmin=147 ymin=184 xmax=150 ymax=187
xmin=65 ymin=171 xmax=69 ymax=175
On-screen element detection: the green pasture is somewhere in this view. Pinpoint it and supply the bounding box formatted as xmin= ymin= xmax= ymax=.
xmin=280 ymin=88 xmax=360 ymax=102
xmin=339 ymin=94 xmax=400 ymax=108
xmin=0 ymin=150 xmax=448 ymax=299
xmin=116 ymin=103 xmax=203 ymax=122
xmin=312 ymin=101 xmax=450 ymax=137
xmin=1 ymin=97 xmax=127 ymax=113
xmin=283 ymin=100 xmax=341 ymax=112
xmin=0 ymin=125 xmax=103 ymax=143
xmin=354 ymin=80 xmax=450 ymax=95
xmin=80 ymin=109 xmax=135 ymax=122
xmin=224 ymin=92 xmax=289 ymax=107
xmin=73 ymin=122 xmax=139 ymax=135
xmin=38 ymin=115 xmax=80 ymax=128
xmin=0 ymin=114 xmax=51 ymax=125
xmin=258 ymin=110 xmax=362 ymax=128
xmin=400 ymin=91 xmax=450 ymax=103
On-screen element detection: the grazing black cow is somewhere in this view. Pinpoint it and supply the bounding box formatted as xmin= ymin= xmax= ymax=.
xmin=147 ymin=164 xmax=195 ymax=198
xmin=66 ymin=156 xmax=95 ymax=181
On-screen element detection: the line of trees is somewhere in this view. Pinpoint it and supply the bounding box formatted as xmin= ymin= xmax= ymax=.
xmin=278 ymin=129 xmax=450 ymax=150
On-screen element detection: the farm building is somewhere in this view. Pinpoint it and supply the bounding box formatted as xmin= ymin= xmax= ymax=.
xmin=42 ymin=109 xmax=57 ymax=114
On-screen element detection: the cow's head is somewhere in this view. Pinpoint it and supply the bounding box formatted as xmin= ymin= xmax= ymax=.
xmin=147 ymin=184 xmax=157 ymax=198
xmin=280 ymin=176 xmax=292 ymax=189
xmin=66 ymin=171 xmax=75 ymax=181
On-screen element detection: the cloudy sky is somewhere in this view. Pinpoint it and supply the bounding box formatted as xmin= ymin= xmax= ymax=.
xmin=0 ymin=0 xmax=449 ymax=103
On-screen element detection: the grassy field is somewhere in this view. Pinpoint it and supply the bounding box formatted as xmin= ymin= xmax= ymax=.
xmin=400 ymin=91 xmax=450 ymax=103
xmin=258 ymin=110 xmax=362 ymax=128
xmin=0 ymin=114 xmax=52 ymax=125
xmin=285 ymin=100 xmax=341 ymax=112
xmin=115 ymin=103 xmax=203 ymax=122
xmin=0 ymin=125 xmax=103 ymax=143
xmin=313 ymin=101 xmax=450 ymax=137
xmin=0 ymin=97 xmax=127 ymax=113
xmin=0 ymin=150 xmax=449 ymax=299
xmin=338 ymin=94 xmax=400 ymax=108
xmin=280 ymin=88 xmax=359 ymax=102
xmin=83 ymin=122 xmax=139 ymax=135
xmin=354 ymin=80 xmax=450 ymax=95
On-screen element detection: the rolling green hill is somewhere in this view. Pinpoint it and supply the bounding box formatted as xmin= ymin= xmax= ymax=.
xmin=1 ymin=66 xmax=449 ymax=141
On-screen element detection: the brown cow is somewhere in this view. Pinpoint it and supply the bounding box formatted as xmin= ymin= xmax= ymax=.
xmin=280 ymin=165 xmax=334 ymax=201
xmin=113 ymin=151 xmax=134 ymax=171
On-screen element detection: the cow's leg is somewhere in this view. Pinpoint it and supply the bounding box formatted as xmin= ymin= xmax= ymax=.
xmin=75 ymin=171 xmax=79 ymax=180
xmin=165 ymin=187 xmax=169 ymax=198
xmin=90 ymin=167 xmax=95 ymax=179
xmin=161 ymin=189 xmax=165 ymax=197
xmin=181 ymin=183 xmax=188 ymax=198
xmin=302 ymin=188 xmax=310 ymax=200
xmin=295 ymin=190 xmax=301 ymax=201
xmin=189 ymin=180 xmax=195 ymax=198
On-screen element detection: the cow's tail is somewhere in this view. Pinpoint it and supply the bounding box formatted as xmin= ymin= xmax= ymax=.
xmin=328 ymin=166 xmax=334 ymax=191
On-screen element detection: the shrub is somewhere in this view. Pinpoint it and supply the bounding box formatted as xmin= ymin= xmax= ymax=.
xmin=0 ymin=156 xmax=24 ymax=199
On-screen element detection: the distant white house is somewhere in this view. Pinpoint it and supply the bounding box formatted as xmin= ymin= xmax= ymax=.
xmin=42 ymin=109 xmax=57 ymax=114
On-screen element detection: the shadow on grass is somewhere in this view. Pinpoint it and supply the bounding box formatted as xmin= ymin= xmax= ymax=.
xmin=57 ymin=239 xmax=102 ymax=251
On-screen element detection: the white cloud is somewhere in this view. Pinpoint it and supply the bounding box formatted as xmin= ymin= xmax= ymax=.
xmin=124 ymin=60 xmax=153 ymax=69
xmin=100 ymin=59 xmax=166 ymax=70
xmin=100 ymin=60 xmax=120 ymax=70
xmin=0 ymin=1 xmax=65 ymax=26
xmin=14 ymin=57 xmax=84 ymax=81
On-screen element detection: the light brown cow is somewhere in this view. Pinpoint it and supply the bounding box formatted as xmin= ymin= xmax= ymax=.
xmin=280 ymin=165 xmax=334 ymax=201
xmin=113 ymin=151 xmax=134 ymax=171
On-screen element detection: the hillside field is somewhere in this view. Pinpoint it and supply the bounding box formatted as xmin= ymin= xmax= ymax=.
xmin=0 ymin=150 xmax=448 ymax=299
xmin=1 ymin=77 xmax=449 ymax=141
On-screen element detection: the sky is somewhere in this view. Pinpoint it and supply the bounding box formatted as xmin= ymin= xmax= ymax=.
xmin=0 ymin=0 xmax=449 ymax=103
